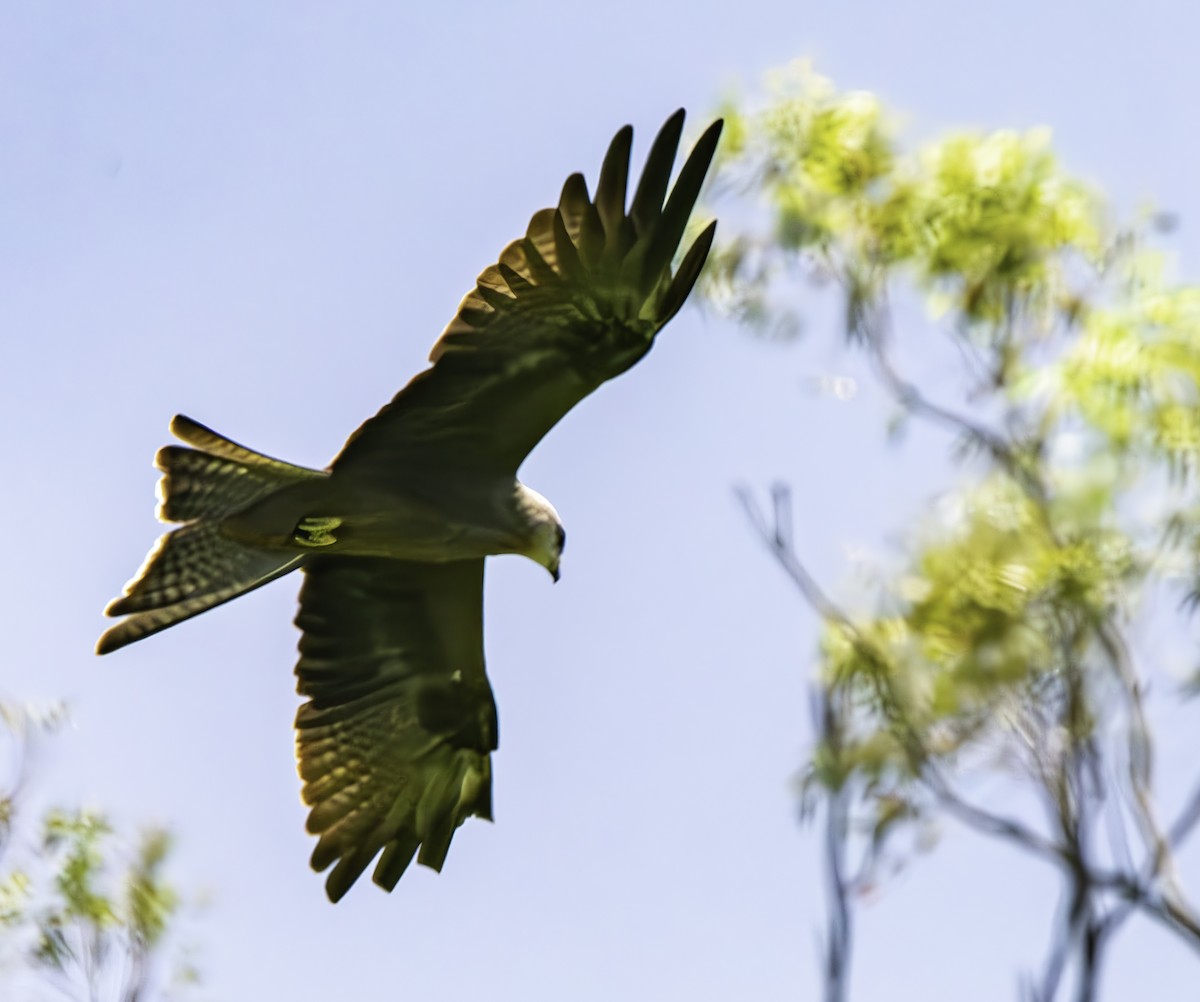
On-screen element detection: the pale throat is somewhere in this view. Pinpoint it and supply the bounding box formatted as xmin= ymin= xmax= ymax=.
xmin=510 ymin=482 xmax=563 ymax=566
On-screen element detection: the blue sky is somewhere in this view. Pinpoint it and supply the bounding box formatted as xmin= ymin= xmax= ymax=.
xmin=2 ymin=1 xmax=1198 ymax=999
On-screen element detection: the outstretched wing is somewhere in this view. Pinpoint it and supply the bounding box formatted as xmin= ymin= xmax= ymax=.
xmin=293 ymin=556 xmax=497 ymax=902
xmin=331 ymin=110 xmax=722 ymax=478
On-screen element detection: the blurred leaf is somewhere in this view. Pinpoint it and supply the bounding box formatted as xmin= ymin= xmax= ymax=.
xmin=0 ymin=713 xmax=198 ymax=1000
xmin=705 ymin=69 xmax=1200 ymax=984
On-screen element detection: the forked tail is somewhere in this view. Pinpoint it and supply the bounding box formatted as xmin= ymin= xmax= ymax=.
xmin=96 ymin=415 xmax=327 ymax=654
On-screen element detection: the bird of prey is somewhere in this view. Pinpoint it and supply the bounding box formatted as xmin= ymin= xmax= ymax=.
xmin=97 ymin=110 xmax=722 ymax=902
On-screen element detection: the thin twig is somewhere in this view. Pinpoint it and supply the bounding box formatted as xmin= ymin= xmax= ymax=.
xmin=739 ymin=485 xmax=1071 ymax=870
xmin=821 ymin=703 xmax=854 ymax=1002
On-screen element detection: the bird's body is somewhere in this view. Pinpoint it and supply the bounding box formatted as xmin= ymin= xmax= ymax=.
xmin=218 ymin=462 xmax=547 ymax=565
xmin=98 ymin=110 xmax=721 ymax=901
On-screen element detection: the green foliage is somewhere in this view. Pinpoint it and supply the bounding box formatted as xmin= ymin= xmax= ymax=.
xmin=1056 ymin=264 xmax=1200 ymax=472
xmin=33 ymin=810 xmax=179 ymax=981
xmin=709 ymin=63 xmax=1105 ymax=336
xmin=43 ymin=810 xmax=117 ymax=935
xmin=0 ymin=702 xmax=196 ymax=1001
xmin=709 ymin=63 xmax=1200 ymax=1000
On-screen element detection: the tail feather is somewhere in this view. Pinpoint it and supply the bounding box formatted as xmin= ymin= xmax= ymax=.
xmin=168 ymin=415 xmax=322 ymax=478
xmin=96 ymin=556 xmax=302 ymax=654
xmin=97 ymin=415 xmax=326 ymax=655
xmin=155 ymin=445 xmax=307 ymax=522
xmin=105 ymin=521 xmax=292 ymax=617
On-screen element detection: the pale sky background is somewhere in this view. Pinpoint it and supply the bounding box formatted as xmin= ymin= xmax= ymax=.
xmin=2 ymin=1 xmax=1199 ymax=999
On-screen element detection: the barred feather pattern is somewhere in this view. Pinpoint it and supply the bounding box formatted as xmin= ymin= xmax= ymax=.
xmin=293 ymin=557 xmax=495 ymax=901
xmin=107 ymin=521 xmax=285 ymax=617
xmin=155 ymin=446 xmax=288 ymax=523
xmin=331 ymin=112 xmax=721 ymax=478
xmin=96 ymin=416 xmax=325 ymax=654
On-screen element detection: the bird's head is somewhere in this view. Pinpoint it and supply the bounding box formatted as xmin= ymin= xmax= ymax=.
xmin=515 ymin=484 xmax=565 ymax=582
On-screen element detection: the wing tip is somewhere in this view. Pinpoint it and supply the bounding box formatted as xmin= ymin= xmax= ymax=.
xmin=95 ymin=610 xmax=156 ymax=654
xmin=658 ymin=218 xmax=719 ymax=325
xmin=94 ymin=627 xmax=124 ymax=656
xmin=168 ymin=413 xmax=208 ymax=446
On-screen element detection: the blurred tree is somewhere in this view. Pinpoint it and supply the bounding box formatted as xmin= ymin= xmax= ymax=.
xmin=0 ymin=701 xmax=198 ymax=1001
xmin=702 ymin=62 xmax=1200 ymax=1002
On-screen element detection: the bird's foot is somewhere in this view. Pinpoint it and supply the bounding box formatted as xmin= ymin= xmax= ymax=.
xmin=294 ymin=516 xmax=343 ymax=547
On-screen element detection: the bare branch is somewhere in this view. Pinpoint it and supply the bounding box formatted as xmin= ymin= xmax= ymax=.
xmin=738 ymin=483 xmax=1075 ymax=872
xmin=852 ymin=294 xmax=1051 ymax=509
xmin=1167 ymin=779 xmax=1200 ymax=851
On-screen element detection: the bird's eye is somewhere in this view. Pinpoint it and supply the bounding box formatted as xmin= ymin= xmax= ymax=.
xmin=555 ymin=525 xmax=566 ymax=551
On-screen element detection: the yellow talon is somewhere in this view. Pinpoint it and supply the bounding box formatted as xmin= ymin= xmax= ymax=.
xmin=295 ymin=516 xmax=343 ymax=548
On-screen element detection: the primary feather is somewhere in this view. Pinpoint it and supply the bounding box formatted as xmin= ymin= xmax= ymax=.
xmin=332 ymin=109 xmax=722 ymax=476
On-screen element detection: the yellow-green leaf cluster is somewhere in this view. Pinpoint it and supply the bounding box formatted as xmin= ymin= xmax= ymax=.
xmin=1057 ymin=278 xmax=1200 ymax=473
xmin=44 ymin=809 xmax=115 ymax=930
xmin=0 ymin=702 xmax=195 ymax=997
xmin=907 ymin=130 xmax=1100 ymax=322
xmin=27 ymin=809 xmax=184 ymax=984
xmin=709 ymin=64 xmax=1105 ymax=332
xmin=821 ymin=476 xmax=1131 ymax=764
xmin=127 ymin=829 xmax=177 ymax=948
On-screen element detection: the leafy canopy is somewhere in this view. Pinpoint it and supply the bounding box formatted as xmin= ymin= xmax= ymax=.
xmin=705 ymin=62 xmax=1200 ymax=998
